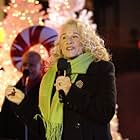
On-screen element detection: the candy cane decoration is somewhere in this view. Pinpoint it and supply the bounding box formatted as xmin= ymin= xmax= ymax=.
xmin=11 ymin=25 xmax=58 ymax=71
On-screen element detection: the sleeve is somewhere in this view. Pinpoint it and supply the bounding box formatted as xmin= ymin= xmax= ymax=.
xmin=64 ymin=61 xmax=117 ymax=124
xmin=9 ymin=86 xmax=46 ymax=140
xmin=10 ymin=80 xmax=41 ymax=123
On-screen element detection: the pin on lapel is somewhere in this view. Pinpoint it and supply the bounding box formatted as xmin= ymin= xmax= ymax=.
xmin=75 ymin=80 xmax=84 ymax=88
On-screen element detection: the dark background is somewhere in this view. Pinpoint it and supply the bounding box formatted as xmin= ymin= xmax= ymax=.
xmin=93 ymin=0 xmax=140 ymax=139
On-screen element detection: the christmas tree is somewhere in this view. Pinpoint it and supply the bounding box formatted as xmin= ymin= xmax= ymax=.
xmin=0 ymin=0 xmax=47 ymax=110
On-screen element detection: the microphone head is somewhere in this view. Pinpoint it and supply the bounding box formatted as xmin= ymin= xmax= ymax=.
xmin=23 ymin=69 xmax=30 ymax=77
xmin=57 ymin=58 xmax=68 ymax=71
xmin=57 ymin=58 xmax=71 ymax=76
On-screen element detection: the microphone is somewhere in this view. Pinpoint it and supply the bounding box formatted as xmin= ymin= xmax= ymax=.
xmin=23 ymin=69 xmax=30 ymax=77
xmin=22 ymin=69 xmax=30 ymax=89
xmin=57 ymin=58 xmax=71 ymax=102
xmin=57 ymin=58 xmax=71 ymax=76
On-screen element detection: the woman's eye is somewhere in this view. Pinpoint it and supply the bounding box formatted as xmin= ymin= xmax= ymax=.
xmin=61 ymin=36 xmax=66 ymax=40
xmin=73 ymin=35 xmax=77 ymax=38
xmin=72 ymin=35 xmax=79 ymax=39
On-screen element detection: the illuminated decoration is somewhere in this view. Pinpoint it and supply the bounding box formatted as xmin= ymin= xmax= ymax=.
xmin=2 ymin=0 xmax=47 ymax=44
xmin=111 ymin=105 xmax=129 ymax=140
xmin=49 ymin=0 xmax=85 ymax=12
xmin=45 ymin=0 xmax=97 ymax=30
xmin=0 ymin=0 xmax=48 ymax=111
xmin=11 ymin=25 xmax=57 ymax=71
xmin=0 ymin=26 xmax=5 ymax=43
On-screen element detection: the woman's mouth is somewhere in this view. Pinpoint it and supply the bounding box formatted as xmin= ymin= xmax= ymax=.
xmin=66 ymin=46 xmax=74 ymax=51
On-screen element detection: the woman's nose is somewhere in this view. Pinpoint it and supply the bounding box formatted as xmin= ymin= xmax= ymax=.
xmin=66 ymin=37 xmax=73 ymax=44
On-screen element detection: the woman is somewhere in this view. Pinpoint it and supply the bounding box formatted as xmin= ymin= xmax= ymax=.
xmin=39 ymin=19 xmax=116 ymax=140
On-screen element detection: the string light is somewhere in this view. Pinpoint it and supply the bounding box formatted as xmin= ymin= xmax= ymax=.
xmin=0 ymin=0 xmax=47 ymax=110
xmin=0 ymin=27 xmax=5 ymax=43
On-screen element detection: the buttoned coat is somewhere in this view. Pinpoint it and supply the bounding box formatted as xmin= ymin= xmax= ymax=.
xmin=8 ymin=60 xmax=116 ymax=140
xmin=0 ymin=76 xmax=44 ymax=140
xmin=62 ymin=60 xmax=116 ymax=140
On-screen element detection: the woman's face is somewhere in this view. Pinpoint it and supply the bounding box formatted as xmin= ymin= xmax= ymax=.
xmin=59 ymin=25 xmax=83 ymax=59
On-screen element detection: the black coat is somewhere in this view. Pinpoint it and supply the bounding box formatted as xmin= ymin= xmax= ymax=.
xmin=0 ymin=76 xmax=44 ymax=140
xmin=62 ymin=60 xmax=116 ymax=140
xmin=2 ymin=60 xmax=116 ymax=140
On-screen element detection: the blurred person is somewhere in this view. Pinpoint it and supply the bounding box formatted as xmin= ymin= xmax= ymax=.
xmin=5 ymin=19 xmax=116 ymax=140
xmin=0 ymin=51 xmax=44 ymax=140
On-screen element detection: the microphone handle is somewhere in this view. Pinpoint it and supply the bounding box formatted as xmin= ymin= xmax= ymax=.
xmin=25 ymin=77 xmax=29 ymax=87
xmin=59 ymin=90 xmax=65 ymax=103
xmin=58 ymin=70 xmax=67 ymax=103
xmin=22 ymin=76 xmax=29 ymax=95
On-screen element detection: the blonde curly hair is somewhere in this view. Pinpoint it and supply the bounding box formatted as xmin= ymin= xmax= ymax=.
xmin=49 ymin=19 xmax=111 ymax=65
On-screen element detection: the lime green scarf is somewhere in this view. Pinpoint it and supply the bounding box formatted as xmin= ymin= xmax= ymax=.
xmin=39 ymin=52 xmax=95 ymax=140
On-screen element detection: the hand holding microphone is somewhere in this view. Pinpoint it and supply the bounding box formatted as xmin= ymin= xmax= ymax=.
xmin=55 ymin=58 xmax=71 ymax=102
xmin=55 ymin=75 xmax=71 ymax=96
xmin=5 ymin=85 xmax=25 ymax=105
